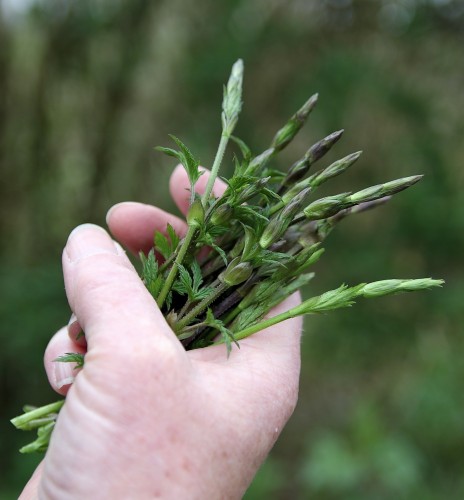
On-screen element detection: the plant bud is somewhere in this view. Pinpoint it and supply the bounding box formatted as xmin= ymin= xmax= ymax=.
xmin=281 ymin=152 xmax=361 ymax=205
xmin=282 ymin=182 xmax=307 ymax=205
xmin=281 ymin=188 xmax=310 ymax=218
xmin=282 ymin=130 xmax=344 ymax=188
xmin=238 ymin=177 xmax=271 ymax=203
xmin=283 ymin=157 xmax=310 ymax=188
xmin=241 ymin=225 xmax=259 ymax=262
xmin=307 ymin=130 xmax=344 ymax=164
xmin=210 ymin=203 xmax=233 ymax=225
xmin=271 ymin=93 xmax=318 ymax=152
xmin=349 ymin=176 xmax=423 ymax=204
xmin=245 ymin=148 xmax=274 ymax=175
xmin=219 ymin=257 xmax=253 ymax=286
xmin=298 ymin=248 xmax=325 ymax=270
xmin=229 ymin=237 xmax=245 ymax=259
xmin=295 ymin=243 xmax=324 ymax=268
xmin=260 ymin=188 xmax=311 ymax=248
xmin=303 ymin=193 xmax=351 ymax=221
xmin=222 ymin=59 xmax=244 ymax=135
xmin=259 ymin=218 xmax=288 ymax=249
xmin=361 ymin=278 xmax=444 ymax=298
xmin=360 ymin=279 xmax=404 ymax=298
xmin=186 ymin=199 xmax=205 ymax=228
xmin=310 ymin=151 xmax=362 ymax=188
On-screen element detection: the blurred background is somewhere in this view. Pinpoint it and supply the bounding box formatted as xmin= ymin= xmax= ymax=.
xmin=0 ymin=0 xmax=463 ymax=498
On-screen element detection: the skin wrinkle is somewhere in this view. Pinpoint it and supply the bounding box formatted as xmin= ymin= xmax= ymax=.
xmin=40 ymin=383 xmax=117 ymax=498
xmin=43 ymin=316 xmax=300 ymax=498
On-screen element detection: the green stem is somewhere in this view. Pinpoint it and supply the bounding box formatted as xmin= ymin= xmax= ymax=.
xmin=202 ymin=133 xmax=229 ymax=208
xmin=159 ymin=252 xmax=176 ymax=273
xmin=157 ymin=224 xmax=197 ymax=308
xmin=269 ymin=200 xmax=285 ymax=216
xmin=11 ymin=400 xmax=64 ymax=430
xmin=218 ymin=308 xmax=295 ymax=343
xmin=176 ymin=282 xmax=228 ymax=332
xmin=178 ymin=277 xmax=221 ymax=319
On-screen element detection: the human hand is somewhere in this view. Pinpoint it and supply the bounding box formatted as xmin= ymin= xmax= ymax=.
xmin=21 ymin=166 xmax=302 ymax=500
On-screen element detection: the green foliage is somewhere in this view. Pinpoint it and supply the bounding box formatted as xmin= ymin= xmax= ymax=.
xmin=203 ymin=309 xmax=238 ymax=357
xmin=139 ymin=250 xmax=164 ymax=299
xmin=154 ymin=224 xmax=180 ymax=260
xmin=172 ymin=262 xmax=212 ymax=302
xmin=54 ymin=353 xmax=85 ymax=369
xmin=156 ymin=136 xmax=202 ymax=206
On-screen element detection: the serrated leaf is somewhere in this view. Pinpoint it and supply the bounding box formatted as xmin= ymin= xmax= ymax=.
xmin=154 ymin=231 xmax=171 ymax=260
xmin=165 ymin=291 xmax=173 ymax=310
xmin=227 ymin=175 xmax=258 ymax=194
xmin=166 ymin=224 xmax=180 ymax=251
xmin=231 ymin=304 xmax=267 ymax=333
xmin=211 ymin=243 xmax=228 ymax=265
xmin=169 ymin=135 xmax=203 ymax=205
xmin=156 ymin=136 xmax=203 ymax=205
xmin=173 ymin=262 xmax=213 ymax=302
xmin=204 ymin=309 xmax=239 ymax=356
xmin=191 ymin=260 xmax=203 ymax=291
xmin=155 ymin=146 xmax=179 ymax=158
xmin=140 ymin=250 xmax=165 ymax=299
xmin=153 ymin=224 xmax=180 ymax=260
xmin=55 ymin=352 xmax=84 ymax=369
xmin=179 ymin=264 xmax=193 ymax=295
xmin=173 ymin=264 xmax=190 ymax=296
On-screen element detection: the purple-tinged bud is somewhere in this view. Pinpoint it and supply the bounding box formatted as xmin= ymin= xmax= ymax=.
xmin=271 ymin=93 xmax=318 ymax=152
xmin=219 ymin=257 xmax=253 ymax=286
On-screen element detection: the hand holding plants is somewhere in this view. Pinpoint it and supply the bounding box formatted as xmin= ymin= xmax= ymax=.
xmin=13 ymin=59 xmax=442 ymax=475
xmin=20 ymin=167 xmax=302 ymax=499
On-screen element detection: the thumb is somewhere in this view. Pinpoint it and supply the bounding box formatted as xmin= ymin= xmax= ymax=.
xmin=62 ymin=224 xmax=182 ymax=357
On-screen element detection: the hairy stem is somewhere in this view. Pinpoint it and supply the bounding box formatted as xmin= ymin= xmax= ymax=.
xmin=157 ymin=224 xmax=197 ymax=308
xmin=201 ymin=133 xmax=229 ymax=207
xmin=219 ymin=309 xmax=294 ymax=342
xmin=176 ymin=282 xmax=228 ymax=332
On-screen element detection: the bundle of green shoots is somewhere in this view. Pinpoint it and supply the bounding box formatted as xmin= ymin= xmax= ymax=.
xmin=11 ymin=60 xmax=443 ymax=453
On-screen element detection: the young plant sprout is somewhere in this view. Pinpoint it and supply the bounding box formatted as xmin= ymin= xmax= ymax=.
xmin=11 ymin=59 xmax=443 ymax=453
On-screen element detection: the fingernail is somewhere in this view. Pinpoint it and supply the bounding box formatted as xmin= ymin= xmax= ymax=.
xmin=53 ymin=361 xmax=76 ymax=390
xmin=105 ymin=203 xmax=123 ymax=226
xmin=106 ymin=201 xmax=141 ymax=226
xmin=68 ymin=313 xmax=83 ymax=341
xmin=65 ymin=224 xmax=119 ymax=262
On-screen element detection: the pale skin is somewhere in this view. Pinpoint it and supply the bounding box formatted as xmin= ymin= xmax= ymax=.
xmin=21 ymin=166 xmax=302 ymax=499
